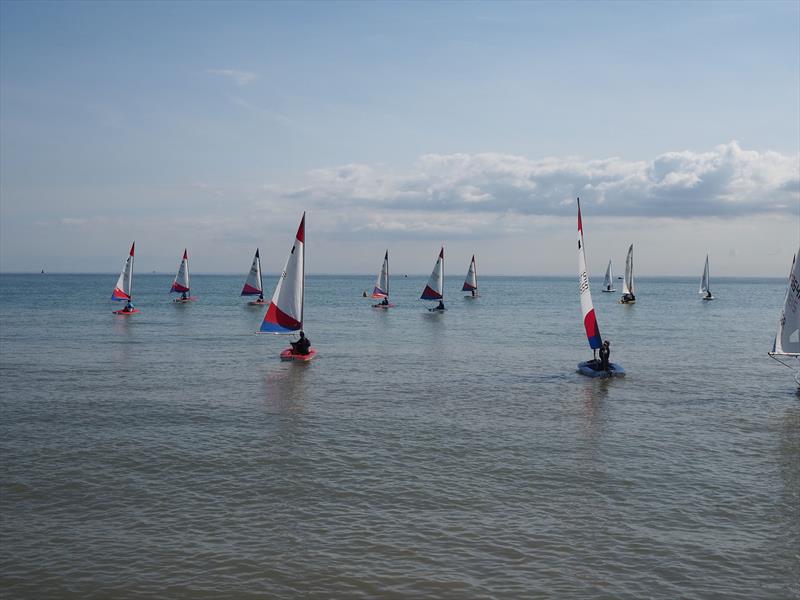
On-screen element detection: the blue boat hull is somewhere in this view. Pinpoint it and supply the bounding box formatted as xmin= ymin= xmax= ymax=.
xmin=577 ymin=360 xmax=625 ymax=378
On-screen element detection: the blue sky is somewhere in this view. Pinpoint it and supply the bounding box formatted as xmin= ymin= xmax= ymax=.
xmin=1 ymin=0 xmax=798 ymax=275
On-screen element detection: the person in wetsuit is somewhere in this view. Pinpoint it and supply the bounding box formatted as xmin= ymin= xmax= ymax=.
xmin=436 ymin=300 xmax=445 ymax=310
xmin=290 ymin=331 xmax=311 ymax=355
xmin=124 ymin=301 xmax=135 ymax=312
xmin=599 ymin=340 xmax=611 ymax=372
xmin=180 ymin=291 xmax=188 ymax=301
xmin=621 ymin=293 xmax=635 ymax=303
xmin=381 ymin=298 xmax=389 ymax=306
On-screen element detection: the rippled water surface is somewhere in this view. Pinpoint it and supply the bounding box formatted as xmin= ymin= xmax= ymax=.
xmin=1 ymin=273 xmax=798 ymax=599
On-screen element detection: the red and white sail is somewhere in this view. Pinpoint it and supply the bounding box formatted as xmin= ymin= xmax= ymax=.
xmin=578 ymin=200 xmax=602 ymax=350
xmin=170 ymin=249 xmax=190 ymax=293
xmin=770 ymin=248 xmax=800 ymax=357
xmin=421 ymin=247 xmax=444 ymax=300
xmin=112 ymin=242 xmax=135 ymax=301
xmin=462 ymin=254 xmax=477 ymax=292
xmin=371 ymin=250 xmax=390 ymax=299
xmin=242 ymin=249 xmax=263 ymax=297
xmin=260 ymin=214 xmax=305 ymax=334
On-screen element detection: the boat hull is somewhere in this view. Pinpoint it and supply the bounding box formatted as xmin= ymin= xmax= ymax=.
xmin=427 ymin=307 xmax=446 ymax=312
xmin=280 ymin=348 xmax=317 ymax=362
xmin=372 ymin=303 xmax=396 ymax=309
xmin=112 ymin=308 xmax=140 ymax=315
xmin=619 ymin=299 xmax=636 ymax=304
xmin=702 ymin=296 xmax=714 ymax=301
xmin=577 ymin=360 xmax=625 ymax=378
xmin=601 ymin=288 xmax=616 ymax=293
xmin=248 ymin=300 xmax=268 ymax=306
xmin=173 ymin=297 xmax=198 ymax=303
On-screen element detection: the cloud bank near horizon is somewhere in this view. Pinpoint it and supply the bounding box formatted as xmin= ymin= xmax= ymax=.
xmin=263 ymin=142 xmax=798 ymax=232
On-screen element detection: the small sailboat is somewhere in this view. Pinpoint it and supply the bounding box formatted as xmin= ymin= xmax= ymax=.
xmin=699 ymin=254 xmax=714 ymax=300
xmin=421 ymin=247 xmax=445 ymax=311
xmin=768 ymin=248 xmax=800 ymax=384
xmin=259 ymin=213 xmax=316 ymax=361
xmin=371 ymin=250 xmax=395 ymax=308
xmin=170 ymin=249 xmax=196 ymax=302
xmin=242 ymin=249 xmax=266 ymax=305
xmin=462 ymin=254 xmax=478 ymax=297
xmin=111 ymin=242 xmax=139 ymax=315
xmin=601 ymin=258 xmax=615 ymax=292
xmin=576 ymin=200 xmax=624 ymax=377
xmin=619 ymin=244 xmax=636 ymax=304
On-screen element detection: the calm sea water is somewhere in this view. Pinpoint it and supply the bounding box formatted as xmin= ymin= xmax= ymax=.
xmin=1 ymin=273 xmax=798 ymax=599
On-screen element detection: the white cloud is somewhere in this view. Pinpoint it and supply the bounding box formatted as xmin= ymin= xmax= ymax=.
xmin=206 ymin=69 xmax=257 ymax=86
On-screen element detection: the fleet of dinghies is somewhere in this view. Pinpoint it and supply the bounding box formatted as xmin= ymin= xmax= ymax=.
xmin=107 ymin=208 xmax=798 ymax=385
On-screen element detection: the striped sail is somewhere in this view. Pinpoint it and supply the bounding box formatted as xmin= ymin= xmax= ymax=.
xmin=420 ymin=247 xmax=444 ymax=300
xmin=242 ymin=249 xmax=263 ymax=296
xmin=462 ymin=255 xmax=477 ymax=292
xmin=578 ymin=200 xmax=602 ymax=350
xmin=112 ymin=242 xmax=135 ymax=301
xmin=699 ymin=254 xmax=711 ymax=295
xmin=771 ymin=249 xmax=800 ymax=356
xmin=371 ymin=250 xmax=389 ymax=299
xmin=260 ymin=213 xmax=305 ymax=334
xmin=170 ymin=249 xmax=190 ymax=293
xmin=622 ymin=244 xmax=635 ymax=296
xmin=603 ymin=259 xmax=613 ymax=291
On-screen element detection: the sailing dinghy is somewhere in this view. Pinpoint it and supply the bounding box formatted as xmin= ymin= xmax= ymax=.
xmin=699 ymin=254 xmax=713 ymax=300
xmin=421 ymin=247 xmax=445 ymax=311
xmin=371 ymin=250 xmax=395 ymax=308
xmin=170 ymin=249 xmax=196 ymax=302
xmin=576 ymin=200 xmax=624 ymax=378
xmin=462 ymin=254 xmax=478 ymax=297
xmin=259 ymin=213 xmax=316 ymax=361
xmin=768 ymin=248 xmax=800 ymax=384
xmin=112 ymin=242 xmax=139 ymax=315
xmin=601 ymin=259 xmax=615 ymax=292
xmin=619 ymin=244 xmax=636 ymax=304
xmin=242 ymin=249 xmax=266 ymax=305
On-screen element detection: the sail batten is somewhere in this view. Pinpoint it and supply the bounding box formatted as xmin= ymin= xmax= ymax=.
xmin=578 ymin=200 xmax=602 ymax=350
xmin=770 ymin=249 xmax=800 ymax=357
xmin=260 ymin=214 xmax=305 ymax=334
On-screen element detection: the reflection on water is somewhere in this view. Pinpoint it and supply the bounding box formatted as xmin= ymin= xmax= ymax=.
xmin=579 ymin=378 xmax=610 ymax=440
xmin=263 ymin=363 xmax=311 ymax=413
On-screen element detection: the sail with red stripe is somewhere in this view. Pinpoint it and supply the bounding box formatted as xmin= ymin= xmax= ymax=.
xmin=241 ymin=249 xmax=263 ymax=297
xmin=371 ymin=250 xmax=390 ymax=299
xmin=170 ymin=249 xmax=190 ymax=293
xmin=260 ymin=213 xmax=305 ymax=334
xmin=578 ymin=199 xmax=602 ymax=350
xmin=111 ymin=242 xmax=135 ymax=301
xmin=421 ymin=247 xmax=444 ymax=300
xmin=462 ymin=254 xmax=477 ymax=292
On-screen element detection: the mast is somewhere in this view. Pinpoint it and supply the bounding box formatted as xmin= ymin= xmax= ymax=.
xmin=258 ymin=249 xmax=263 ymax=297
xmin=473 ymin=255 xmax=477 ymax=291
xmin=129 ymin=242 xmax=135 ymax=301
xmin=300 ymin=212 xmax=306 ymax=328
xmin=386 ymin=250 xmax=389 ymax=299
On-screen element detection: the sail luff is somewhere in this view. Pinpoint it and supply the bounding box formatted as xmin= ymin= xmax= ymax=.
xmin=771 ymin=249 xmax=800 ymax=356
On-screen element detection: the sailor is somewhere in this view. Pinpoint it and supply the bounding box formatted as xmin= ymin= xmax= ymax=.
xmin=291 ymin=331 xmax=311 ymax=355
xmin=621 ymin=292 xmax=635 ymax=303
xmin=599 ymin=340 xmax=611 ymax=372
xmin=381 ymin=297 xmax=389 ymax=306
xmin=471 ymin=289 xmax=476 ymax=297
xmin=124 ymin=301 xmax=135 ymax=312
xmin=436 ymin=300 xmax=445 ymax=310
xmin=181 ymin=291 xmax=188 ymax=301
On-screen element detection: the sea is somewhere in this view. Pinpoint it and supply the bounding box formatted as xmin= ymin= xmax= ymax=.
xmin=0 ymin=273 xmax=797 ymax=599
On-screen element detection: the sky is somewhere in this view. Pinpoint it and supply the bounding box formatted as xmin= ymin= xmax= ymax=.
xmin=1 ymin=0 xmax=798 ymax=276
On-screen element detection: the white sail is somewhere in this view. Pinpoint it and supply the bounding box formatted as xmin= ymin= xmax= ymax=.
xmin=421 ymin=247 xmax=444 ymax=300
xmin=622 ymin=244 xmax=635 ymax=296
xmin=578 ymin=201 xmax=602 ymax=349
xmin=371 ymin=251 xmax=389 ymax=298
xmin=242 ymin=249 xmax=263 ymax=296
xmin=171 ymin=249 xmax=190 ymax=293
xmin=603 ymin=259 xmax=614 ymax=291
xmin=462 ymin=255 xmax=477 ymax=292
xmin=771 ymin=249 xmax=800 ymax=356
xmin=112 ymin=242 xmax=135 ymax=301
xmin=699 ymin=254 xmax=711 ymax=295
xmin=260 ymin=214 xmax=305 ymax=333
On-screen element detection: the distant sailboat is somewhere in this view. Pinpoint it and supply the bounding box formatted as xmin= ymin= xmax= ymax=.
xmin=462 ymin=254 xmax=478 ymax=297
xmin=242 ymin=249 xmax=266 ymax=305
xmin=601 ymin=258 xmax=615 ymax=292
xmin=170 ymin=249 xmax=196 ymax=302
xmin=620 ymin=244 xmax=636 ymax=304
xmin=699 ymin=254 xmax=713 ymax=300
xmin=371 ymin=250 xmax=395 ymax=308
xmin=576 ymin=200 xmax=623 ymax=377
xmin=421 ymin=247 xmax=445 ymax=311
xmin=111 ymin=242 xmax=139 ymax=315
xmin=768 ymin=248 xmax=800 ymax=384
xmin=259 ymin=213 xmax=316 ymax=361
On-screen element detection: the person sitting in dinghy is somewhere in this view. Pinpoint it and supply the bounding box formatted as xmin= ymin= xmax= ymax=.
xmin=291 ymin=331 xmax=311 ymax=355
xmin=599 ymin=340 xmax=611 ymax=372
xmin=621 ymin=292 xmax=635 ymax=303
xmin=381 ymin=298 xmax=389 ymax=306
xmin=436 ymin=300 xmax=445 ymax=310
xmin=124 ymin=301 xmax=135 ymax=313
xmin=180 ymin=291 xmax=188 ymax=301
